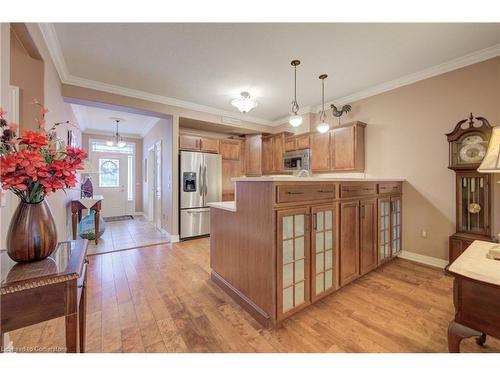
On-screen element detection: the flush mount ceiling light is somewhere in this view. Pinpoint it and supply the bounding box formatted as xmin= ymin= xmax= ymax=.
xmin=106 ymin=118 xmax=126 ymax=147
xmin=289 ymin=59 xmax=303 ymax=128
xmin=316 ymin=74 xmax=330 ymax=133
xmin=231 ymin=91 xmax=258 ymax=113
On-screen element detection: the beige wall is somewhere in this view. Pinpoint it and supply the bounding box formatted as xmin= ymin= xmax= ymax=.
xmin=81 ymin=132 xmax=144 ymax=213
xmin=143 ymin=118 xmax=174 ymax=233
xmin=10 ymin=26 xmax=44 ymax=131
xmin=310 ymin=57 xmax=500 ymax=261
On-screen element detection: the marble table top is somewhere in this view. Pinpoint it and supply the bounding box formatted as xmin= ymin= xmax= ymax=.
xmin=448 ymin=240 xmax=500 ymax=286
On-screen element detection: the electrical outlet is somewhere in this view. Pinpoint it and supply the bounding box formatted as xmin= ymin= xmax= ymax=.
xmin=421 ymin=229 xmax=427 ymax=238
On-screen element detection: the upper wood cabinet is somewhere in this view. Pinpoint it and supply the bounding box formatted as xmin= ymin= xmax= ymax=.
xmin=244 ymin=134 xmax=262 ymax=176
xmin=330 ymin=122 xmax=365 ymax=172
xmin=310 ymin=121 xmax=366 ymax=173
xmin=262 ymin=133 xmax=287 ymax=175
xmin=179 ymin=134 xmax=220 ymax=153
xmin=285 ymin=134 xmax=310 ymax=152
xmin=220 ymin=139 xmax=242 ymax=160
xmin=310 ymin=132 xmax=331 ymax=172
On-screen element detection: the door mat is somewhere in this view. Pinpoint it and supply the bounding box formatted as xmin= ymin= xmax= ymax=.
xmin=104 ymin=215 xmax=134 ymax=222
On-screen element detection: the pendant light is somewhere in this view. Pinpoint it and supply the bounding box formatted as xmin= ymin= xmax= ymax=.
xmin=288 ymin=59 xmax=302 ymax=128
xmin=316 ymin=74 xmax=329 ymax=133
xmin=106 ymin=119 xmax=126 ymax=148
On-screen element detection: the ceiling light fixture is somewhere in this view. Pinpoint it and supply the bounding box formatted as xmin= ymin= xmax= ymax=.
xmin=289 ymin=59 xmax=302 ymax=128
xmin=316 ymin=74 xmax=330 ymax=133
xmin=107 ymin=118 xmax=126 ymax=147
xmin=231 ymin=91 xmax=258 ymax=113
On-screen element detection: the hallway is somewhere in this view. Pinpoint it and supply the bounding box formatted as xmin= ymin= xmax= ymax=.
xmin=87 ymin=215 xmax=169 ymax=255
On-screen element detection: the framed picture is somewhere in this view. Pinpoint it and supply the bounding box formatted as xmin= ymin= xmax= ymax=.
xmin=67 ymin=129 xmax=76 ymax=147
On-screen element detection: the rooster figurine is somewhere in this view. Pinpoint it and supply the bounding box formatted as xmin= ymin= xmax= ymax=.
xmin=331 ymin=103 xmax=352 ymax=118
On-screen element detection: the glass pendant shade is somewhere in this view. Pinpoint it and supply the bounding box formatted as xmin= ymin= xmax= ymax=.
xmin=231 ymin=92 xmax=258 ymax=113
xmin=289 ymin=115 xmax=303 ymax=127
xmin=117 ymin=140 xmax=126 ymax=148
xmin=478 ymin=126 xmax=500 ymax=172
xmin=317 ymin=122 xmax=330 ymax=133
xmin=106 ymin=140 xmax=115 ymax=146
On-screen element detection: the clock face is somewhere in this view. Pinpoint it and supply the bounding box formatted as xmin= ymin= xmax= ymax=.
xmin=458 ymin=135 xmax=487 ymax=164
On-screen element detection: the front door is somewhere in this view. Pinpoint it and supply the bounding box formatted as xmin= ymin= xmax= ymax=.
xmin=92 ymin=153 xmax=129 ymax=217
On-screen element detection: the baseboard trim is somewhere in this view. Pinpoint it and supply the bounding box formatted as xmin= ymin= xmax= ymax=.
xmin=169 ymin=234 xmax=180 ymax=243
xmin=211 ymin=271 xmax=272 ymax=328
xmin=397 ymin=250 xmax=448 ymax=269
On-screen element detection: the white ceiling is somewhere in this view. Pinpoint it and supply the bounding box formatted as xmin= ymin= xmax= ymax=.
xmin=52 ymin=23 xmax=500 ymax=123
xmin=72 ymin=104 xmax=161 ymax=137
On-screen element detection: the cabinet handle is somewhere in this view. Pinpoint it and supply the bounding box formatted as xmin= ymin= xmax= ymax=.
xmin=286 ymin=191 xmax=304 ymax=195
xmin=317 ymin=190 xmax=334 ymax=193
xmin=361 ymin=205 xmax=365 ymax=218
xmin=313 ymin=213 xmax=317 ymax=230
xmin=305 ymin=214 xmax=310 ymax=232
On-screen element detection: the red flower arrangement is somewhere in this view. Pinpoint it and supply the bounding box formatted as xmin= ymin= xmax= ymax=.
xmin=0 ymin=101 xmax=87 ymax=203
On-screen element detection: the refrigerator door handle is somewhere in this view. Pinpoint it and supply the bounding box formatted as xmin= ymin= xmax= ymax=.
xmin=204 ymin=164 xmax=208 ymax=197
xmin=198 ymin=164 xmax=203 ymax=197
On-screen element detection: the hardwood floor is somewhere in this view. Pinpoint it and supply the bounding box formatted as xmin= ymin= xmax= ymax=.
xmin=7 ymin=238 xmax=500 ymax=353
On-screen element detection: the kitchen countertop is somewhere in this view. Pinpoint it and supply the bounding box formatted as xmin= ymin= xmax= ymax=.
xmin=208 ymin=201 xmax=236 ymax=212
xmin=448 ymin=240 xmax=500 ymax=286
xmin=232 ymin=175 xmax=405 ymax=182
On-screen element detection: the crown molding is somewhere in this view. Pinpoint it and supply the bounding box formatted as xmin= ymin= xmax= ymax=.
xmin=38 ymin=23 xmax=500 ymax=128
xmin=83 ymin=129 xmax=144 ymax=139
xmin=314 ymin=43 xmax=500 ymax=113
xmin=37 ymin=23 xmax=273 ymax=127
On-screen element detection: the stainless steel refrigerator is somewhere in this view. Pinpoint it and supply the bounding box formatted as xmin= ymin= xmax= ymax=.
xmin=180 ymin=151 xmax=222 ymax=239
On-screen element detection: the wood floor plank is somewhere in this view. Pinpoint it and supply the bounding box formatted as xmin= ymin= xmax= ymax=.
xmin=7 ymin=239 xmax=500 ymax=353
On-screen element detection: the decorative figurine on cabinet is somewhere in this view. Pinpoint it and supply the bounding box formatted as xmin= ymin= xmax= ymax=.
xmin=446 ymin=113 xmax=497 ymax=265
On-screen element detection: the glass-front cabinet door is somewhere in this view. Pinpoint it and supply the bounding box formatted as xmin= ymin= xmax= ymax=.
xmin=391 ymin=196 xmax=402 ymax=256
xmin=378 ymin=198 xmax=391 ymax=263
xmin=277 ymin=207 xmax=310 ymax=320
xmin=311 ymin=204 xmax=337 ymax=301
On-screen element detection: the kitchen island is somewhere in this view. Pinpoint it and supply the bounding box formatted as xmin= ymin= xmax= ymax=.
xmin=208 ymin=176 xmax=404 ymax=327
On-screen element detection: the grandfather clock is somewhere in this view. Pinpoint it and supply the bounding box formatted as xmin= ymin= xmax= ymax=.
xmin=446 ymin=113 xmax=496 ymax=265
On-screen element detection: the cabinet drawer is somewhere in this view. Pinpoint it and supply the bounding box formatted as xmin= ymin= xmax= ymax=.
xmin=340 ymin=183 xmax=377 ymax=198
xmin=276 ymin=184 xmax=336 ymax=203
xmin=378 ymin=182 xmax=402 ymax=195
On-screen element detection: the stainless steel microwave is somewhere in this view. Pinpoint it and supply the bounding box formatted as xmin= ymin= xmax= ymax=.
xmin=283 ymin=149 xmax=311 ymax=171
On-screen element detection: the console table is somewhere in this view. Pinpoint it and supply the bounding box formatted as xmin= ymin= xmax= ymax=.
xmin=71 ymin=195 xmax=103 ymax=245
xmin=447 ymin=240 xmax=500 ymax=352
xmin=0 ymin=240 xmax=88 ymax=353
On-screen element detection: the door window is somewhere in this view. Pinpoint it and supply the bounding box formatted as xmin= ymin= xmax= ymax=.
xmin=99 ymin=158 xmax=120 ymax=187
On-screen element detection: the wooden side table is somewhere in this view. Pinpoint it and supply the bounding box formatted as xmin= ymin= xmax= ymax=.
xmin=71 ymin=196 xmax=103 ymax=245
xmin=447 ymin=240 xmax=500 ymax=352
xmin=0 ymin=240 xmax=88 ymax=353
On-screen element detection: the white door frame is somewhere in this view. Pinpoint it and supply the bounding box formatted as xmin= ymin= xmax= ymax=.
xmin=147 ymin=146 xmax=155 ymax=222
xmin=154 ymin=140 xmax=162 ymax=230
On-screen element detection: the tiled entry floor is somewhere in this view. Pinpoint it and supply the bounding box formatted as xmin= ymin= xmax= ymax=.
xmin=87 ymin=215 xmax=169 ymax=255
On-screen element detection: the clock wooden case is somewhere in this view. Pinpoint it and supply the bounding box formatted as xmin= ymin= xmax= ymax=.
xmin=446 ymin=114 xmax=496 ymax=265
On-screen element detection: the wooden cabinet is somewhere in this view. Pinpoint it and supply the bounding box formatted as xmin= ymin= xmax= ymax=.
xmin=277 ymin=203 xmax=339 ymax=319
xmin=200 ymin=137 xmax=220 ymax=153
xmin=310 ymin=121 xmax=366 ymax=173
xmin=179 ymin=134 xmax=220 ymax=153
xmin=311 ymin=204 xmax=338 ymax=301
xmin=285 ymin=134 xmax=310 ymax=152
xmin=360 ymin=198 xmax=377 ymax=275
xmin=277 ymin=207 xmax=310 ymax=320
xmin=262 ymin=133 xmax=286 ymax=174
xmin=310 ymin=131 xmax=331 ymax=172
xmin=330 ymin=122 xmax=365 ymax=172
xmin=339 ymin=200 xmax=360 ymax=286
xmin=220 ymin=139 xmax=242 ymax=160
xmin=244 ymin=134 xmax=262 ymax=176
xmin=220 ymin=139 xmax=244 ymax=201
